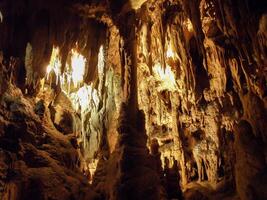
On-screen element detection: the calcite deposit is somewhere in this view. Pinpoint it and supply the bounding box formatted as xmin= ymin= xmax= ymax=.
xmin=0 ymin=0 xmax=266 ymax=200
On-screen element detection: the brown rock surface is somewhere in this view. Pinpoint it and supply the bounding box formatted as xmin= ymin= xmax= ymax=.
xmin=0 ymin=0 xmax=266 ymax=199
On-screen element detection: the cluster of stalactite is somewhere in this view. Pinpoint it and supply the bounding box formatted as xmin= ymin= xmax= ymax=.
xmin=99 ymin=0 xmax=267 ymax=199
xmin=0 ymin=0 xmax=267 ymax=200
xmin=134 ymin=1 xmax=267 ymax=199
xmin=0 ymin=0 xmax=123 ymax=183
xmin=83 ymin=0 xmax=267 ymax=199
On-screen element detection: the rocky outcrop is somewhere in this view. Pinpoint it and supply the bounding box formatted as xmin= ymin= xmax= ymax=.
xmin=0 ymin=84 xmax=99 ymax=200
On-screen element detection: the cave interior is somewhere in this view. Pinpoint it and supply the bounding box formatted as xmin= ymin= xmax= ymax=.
xmin=0 ymin=0 xmax=267 ymax=200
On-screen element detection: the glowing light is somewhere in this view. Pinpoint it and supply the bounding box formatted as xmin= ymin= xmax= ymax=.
xmin=153 ymin=63 xmax=177 ymax=91
xmin=76 ymin=85 xmax=93 ymax=112
xmin=71 ymin=50 xmax=86 ymax=87
xmin=45 ymin=47 xmax=87 ymax=90
xmin=67 ymin=46 xmax=103 ymax=115
xmin=69 ymin=84 xmax=100 ymax=113
xmin=166 ymin=48 xmax=176 ymax=59
xmin=166 ymin=44 xmax=178 ymax=60
xmin=46 ymin=65 xmax=52 ymax=74
xmin=45 ymin=46 xmax=97 ymax=113
xmin=46 ymin=47 xmax=61 ymax=84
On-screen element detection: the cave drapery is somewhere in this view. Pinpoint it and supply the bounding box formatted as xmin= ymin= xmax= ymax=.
xmin=0 ymin=0 xmax=267 ymax=200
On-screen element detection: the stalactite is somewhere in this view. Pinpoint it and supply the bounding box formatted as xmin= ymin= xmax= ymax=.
xmin=0 ymin=0 xmax=267 ymax=199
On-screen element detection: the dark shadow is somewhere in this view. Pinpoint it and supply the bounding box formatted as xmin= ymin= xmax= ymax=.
xmin=163 ymin=157 xmax=183 ymax=200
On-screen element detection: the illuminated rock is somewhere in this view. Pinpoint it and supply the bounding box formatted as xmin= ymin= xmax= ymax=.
xmin=0 ymin=0 xmax=266 ymax=199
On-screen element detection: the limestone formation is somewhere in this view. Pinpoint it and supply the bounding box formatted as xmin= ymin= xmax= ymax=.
xmin=0 ymin=0 xmax=266 ymax=200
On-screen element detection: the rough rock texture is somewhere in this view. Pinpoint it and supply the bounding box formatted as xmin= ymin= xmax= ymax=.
xmin=0 ymin=0 xmax=267 ymax=200
xmin=0 ymin=84 xmax=99 ymax=200
xmin=135 ymin=0 xmax=267 ymax=192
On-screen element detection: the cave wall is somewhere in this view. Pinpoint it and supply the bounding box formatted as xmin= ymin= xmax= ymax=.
xmin=98 ymin=0 xmax=267 ymax=199
xmin=137 ymin=1 xmax=267 ymax=199
xmin=134 ymin=0 xmax=267 ymax=198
